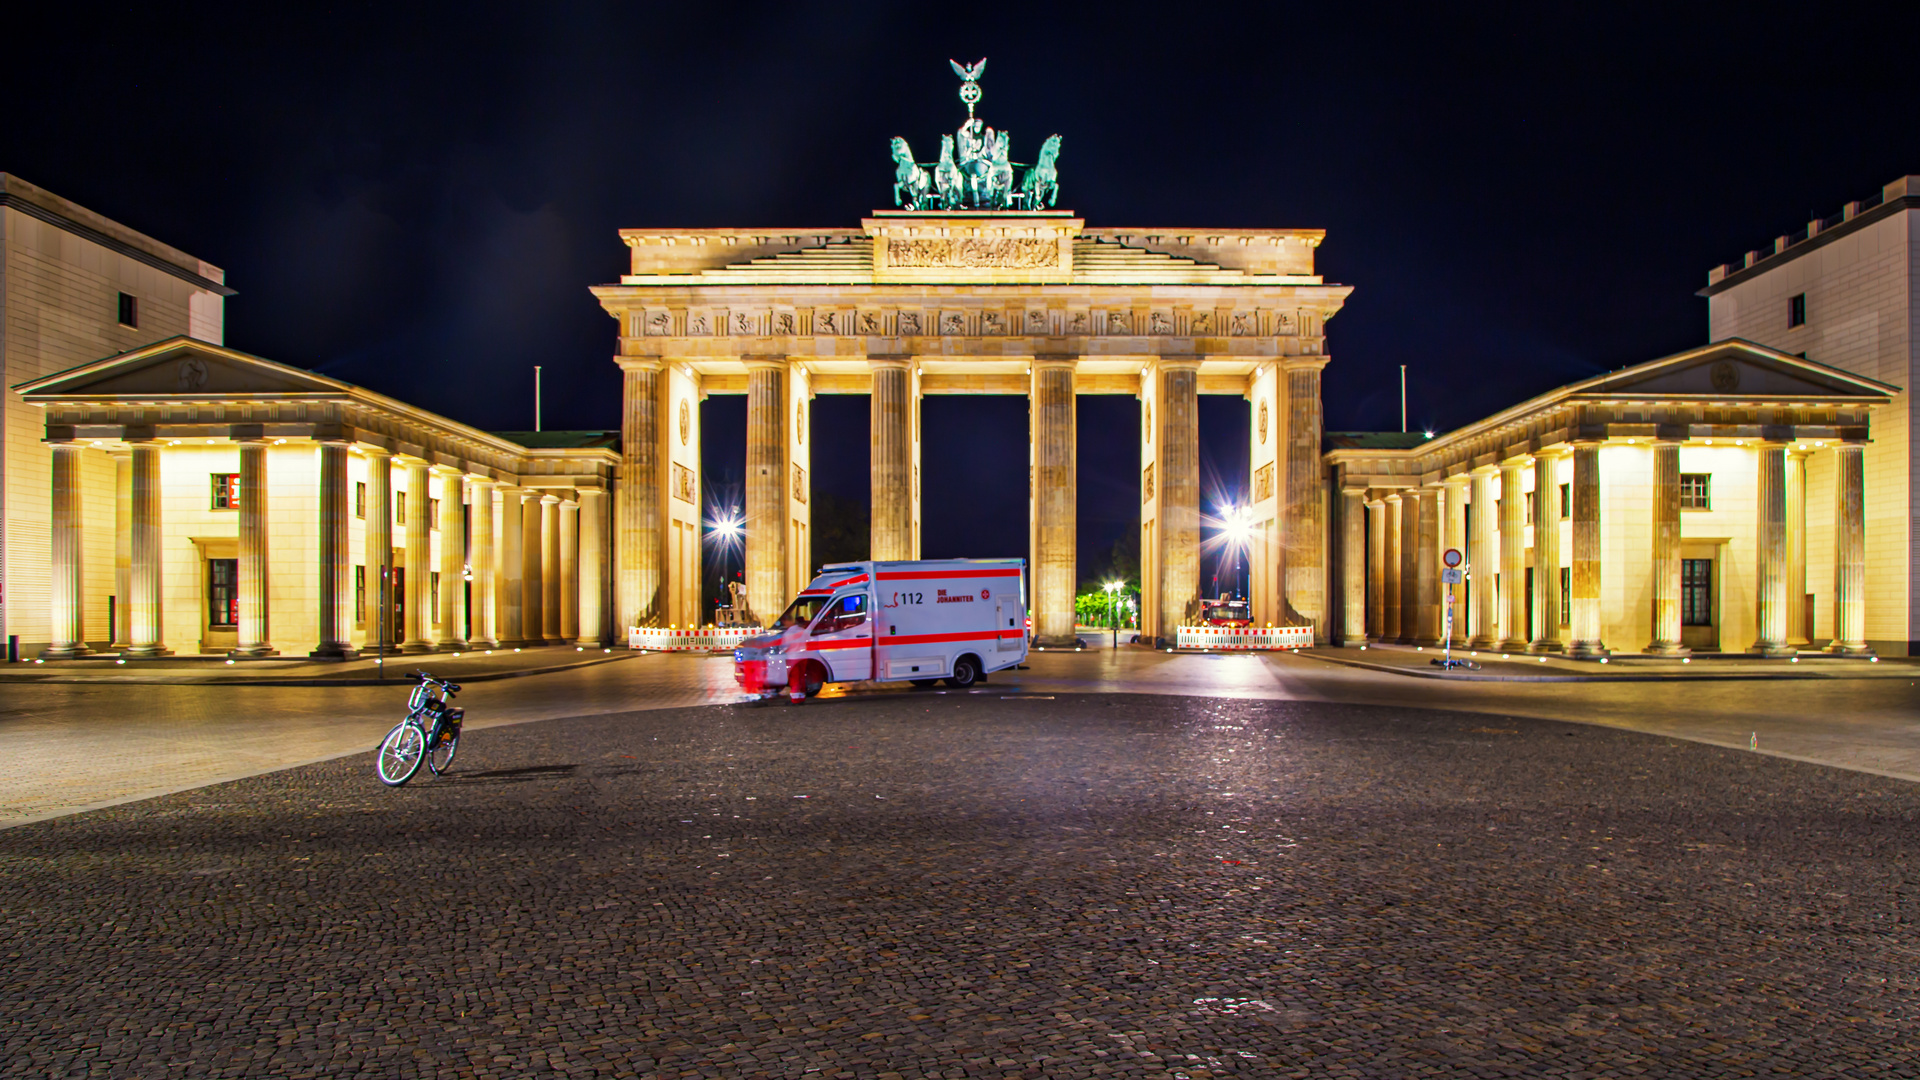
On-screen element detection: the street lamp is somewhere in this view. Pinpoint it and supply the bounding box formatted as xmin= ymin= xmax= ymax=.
xmin=1103 ymin=580 xmax=1121 ymax=648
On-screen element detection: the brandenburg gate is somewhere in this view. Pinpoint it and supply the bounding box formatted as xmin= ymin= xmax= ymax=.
xmin=591 ymin=62 xmax=1351 ymax=646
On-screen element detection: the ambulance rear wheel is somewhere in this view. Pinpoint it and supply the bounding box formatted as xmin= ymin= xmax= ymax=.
xmin=945 ymin=656 xmax=980 ymax=688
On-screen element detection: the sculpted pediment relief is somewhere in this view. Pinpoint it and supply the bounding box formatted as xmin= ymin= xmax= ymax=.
xmin=18 ymin=339 xmax=347 ymax=401
xmin=1580 ymin=343 xmax=1896 ymax=400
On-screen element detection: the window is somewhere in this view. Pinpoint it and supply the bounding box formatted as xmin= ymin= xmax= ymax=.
xmin=208 ymin=559 xmax=239 ymax=627
xmin=117 ymin=292 xmax=138 ymax=328
xmin=1680 ymin=473 xmax=1711 ymax=510
xmin=1525 ymin=490 xmax=1535 ymax=526
xmin=354 ymin=565 xmax=366 ymax=625
xmin=1559 ymin=567 xmax=1571 ymax=626
xmin=395 ymin=491 xmax=407 ymax=524
xmin=1681 ymin=559 xmax=1713 ymax=626
xmin=430 ymin=498 xmax=440 ymax=529
xmin=211 ymin=473 xmax=240 ymax=509
xmin=1788 ymin=292 xmax=1806 ymax=328
xmin=355 ymin=481 xmax=366 ymax=519
xmin=1559 ymin=483 xmax=1570 ymax=519
xmin=811 ymin=593 xmax=869 ymax=635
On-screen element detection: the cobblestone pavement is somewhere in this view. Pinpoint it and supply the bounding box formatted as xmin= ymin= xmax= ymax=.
xmin=4 ymin=691 xmax=1919 ymax=1078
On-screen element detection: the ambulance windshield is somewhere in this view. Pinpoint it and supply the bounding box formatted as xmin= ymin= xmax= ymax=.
xmin=771 ymin=596 xmax=831 ymax=630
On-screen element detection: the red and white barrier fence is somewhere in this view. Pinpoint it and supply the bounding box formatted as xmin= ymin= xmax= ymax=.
xmin=1174 ymin=625 xmax=1314 ymax=650
xmin=627 ymin=627 xmax=764 ymax=652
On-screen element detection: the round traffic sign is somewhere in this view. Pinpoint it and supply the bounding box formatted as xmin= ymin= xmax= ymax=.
xmin=1442 ymin=547 xmax=1463 ymax=568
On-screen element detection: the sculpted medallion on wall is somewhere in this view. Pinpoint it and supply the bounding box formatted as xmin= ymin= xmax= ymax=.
xmin=679 ymin=400 xmax=690 ymax=445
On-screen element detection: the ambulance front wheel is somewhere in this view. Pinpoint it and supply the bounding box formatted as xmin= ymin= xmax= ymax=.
xmin=945 ymin=655 xmax=981 ymax=688
xmin=796 ymin=661 xmax=824 ymax=697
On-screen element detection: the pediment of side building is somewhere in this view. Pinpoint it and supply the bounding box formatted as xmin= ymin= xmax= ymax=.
xmin=1579 ymin=341 xmax=1895 ymax=399
xmin=18 ymin=339 xmax=347 ymax=400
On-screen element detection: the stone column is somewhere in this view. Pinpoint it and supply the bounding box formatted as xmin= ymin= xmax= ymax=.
xmin=543 ymin=493 xmax=562 ymax=643
xmin=1442 ymin=475 xmax=1469 ymax=646
xmin=1750 ymin=441 xmax=1791 ymax=657
xmin=401 ymin=459 xmax=434 ymax=653
xmin=43 ymin=442 xmax=89 ymax=658
xmin=575 ymin=487 xmax=608 ymax=647
xmin=870 ymin=355 xmax=915 ymax=563
xmin=1398 ymin=493 xmax=1419 ymax=644
xmin=437 ymin=469 xmax=467 ymax=650
xmin=1413 ymin=485 xmax=1442 ymax=646
xmin=1282 ymin=357 xmax=1328 ymax=636
xmin=616 ymin=358 xmax=664 ymax=629
xmin=1339 ymin=486 xmax=1367 ymax=646
xmin=1153 ymin=359 xmax=1201 ymax=646
xmin=1467 ymin=468 xmax=1497 ymax=648
xmin=1031 ymin=356 xmax=1078 ymax=646
xmin=497 ymin=485 xmax=525 ymax=647
xmin=746 ymin=357 xmax=790 ymax=622
xmin=113 ymin=450 xmax=131 ymax=647
xmin=1786 ymin=448 xmax=1810 ymax=645
xmin=468 ymin=478 xmax=496 ymax=647
xmin=1382 ymin=493 xmax=1403 ymax=642
xmin=124 ymin=440 xmax=169 ymax=658
xmin=311 ymin=441 xmax=356 ymax=659
xmin=1529 ymin=450 xmax=1563 ymax=652
xmin=1498 ymin=459 xmax=1530 ymax=651
xmin=522 ymin=489 xmax=545 ymax=645
xmin=1830 ymin=441 xmax=1869 ymax=654
xmin=1646 ymin=438 xmax=1687 ymax=655
xmin=362 ymin=448 xmax=393 ymax=648
xmin=1567 ymin=440 xmax=1606 ymax=658
xmin=559 ymin=495 xmax=580 ymax=643
xmin=232 ymin=439 xmax=275 ymax=657
xmin=1365 ymin=497 xmax=1386 ymax=641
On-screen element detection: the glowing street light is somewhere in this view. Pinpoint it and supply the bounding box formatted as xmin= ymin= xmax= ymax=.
xmin=1102 ymin=580 xmax=1123 ymax=648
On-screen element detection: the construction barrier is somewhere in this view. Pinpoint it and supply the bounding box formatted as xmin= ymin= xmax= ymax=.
xmin=1174 ymin=624 xmax=1314 ymax=650
xmin=627 ymin=627 xmax=764 ymax=653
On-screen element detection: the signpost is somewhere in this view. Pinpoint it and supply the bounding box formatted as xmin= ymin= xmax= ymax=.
xmin=1438 ymin=549 xmax=1466 ymax=670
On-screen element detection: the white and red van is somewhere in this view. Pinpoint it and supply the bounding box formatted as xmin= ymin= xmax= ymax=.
xmin=733 ymin=559 xmax=1029 ymax=699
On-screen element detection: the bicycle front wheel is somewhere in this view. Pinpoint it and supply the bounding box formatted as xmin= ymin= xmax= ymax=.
xmin=428 ymin=724 xmax=460 ymax=776
xmin=377 ymin=721 xmax=427 ymax=786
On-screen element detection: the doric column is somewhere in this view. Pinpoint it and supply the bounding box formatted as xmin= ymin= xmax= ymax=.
xmin=1398 ymin=492 xmax=1419 ymax=644
xmin=1467 ymin=468 xmax=1497 ymax=647
xmin=437 ymin=469 xmax=467 ymax=650
xmin=1442 ymin=475 xmax=1469 ymax=646
xmin=542 ymin=493 xmax=562 ymax=643
xmin=575 ymin=486 xmax=608 ymax=647
xmin=468 ymin=478 xmax=496 ymax=647
xmin=522 ymin=489 xmax=545 ymax=645
xmin=559 ymin=494 xmax=580 ymax=643
xmin=1830 ymin=441 xmax=1869 ymax=654
xmin=1381 ymin=493 xmax=1403 ymax=642
xmin=1497 ymin=458 xmax=1530 ymax=651
xmin=1646 ymin=437 xmax=1687 ymax=656
xmin=1529 ymin=450 xmax=1564 ymax=653
xmin=1567 ymin=440 xmax=1606 ymax=658
xmin=401 ymin=459 xmax=434 ymax=653
xmin=124 ymin=440 xmax=169 ymax=658
xmin=1750 ymin=440 xmax=1792 ymax=657
xmin=362 ymin=448 xmax=394 ymax=648
xmin=1786 ymin=448 xmax=1810 ymax=645
xmin=1412 ymin=484 xmax=1442 ymax=646
xmin=496 ymin=485 xmax=525 ymax=647
xmin=1339 ymin=486 xmax=1367 ymax=646
xmin=113 ymin=450 xmax=131 ymax=647
xmin=232 ymin=439 xmax=275 ymax=657
xmin=310 ymin=440 xmax=356 ymax=659
xmin=1031 ymin=355 xmax=1078 ymax=646
xmin=870 ymin=355 xmax=915 ymax=563
xmin=1365 ymin=498 xmax=1387 ymax=641
xmin=746 ymin=356 xmax=791 ymax=622
xmin=1282 ymin=357 xmax=1329 ymax=637
xmin=1153 ymin=358 xmax=1201 ymax=645
xmin=43 ymin=441 xmax=89 ymax=658
xmin=616 ymin=358 xmax=664 ymax=629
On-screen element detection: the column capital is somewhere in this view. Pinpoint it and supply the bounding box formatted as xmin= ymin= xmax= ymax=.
xmin=866 ymin=353 xmax=913 ymax=371
xmin=540 ymin=491 xmax=561 ymax=506
xmin=1497 ymin=456 xmax=1530 ymax=473
xmin=616 ymin=356 xmax=664 ymax=373
xmin=1382 ymin=491 xmax=1403 ymax=504
xmin=1469 ymin=463 xmax=1499 ymax=476
xmin=1342 ymin=485 xmax=1371 ymax=498
xmin=1150 ymin=354 xmax=1202 ymax=373
xmin=429 ymin=463 xmax=464 ymax=479
xmin=358 ymin=444 xmax=393 ymax=461
xmin=1533 ymin=443 xmax=1572 ymax=460
xmin=1279 ymin=355 xmax=1330 ymax=374
xmin=744 ymin=353 xmax=791 ymax=370
xmin=1031 ymin=354 xmax=1079 ymax=370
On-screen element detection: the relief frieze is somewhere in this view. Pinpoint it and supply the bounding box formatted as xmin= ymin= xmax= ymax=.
xmin=886 ymin=238 xmax=1058 ymax=268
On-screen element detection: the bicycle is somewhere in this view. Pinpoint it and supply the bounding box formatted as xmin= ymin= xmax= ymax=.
xmin=376 ymin=671 xmax=465 ymax=786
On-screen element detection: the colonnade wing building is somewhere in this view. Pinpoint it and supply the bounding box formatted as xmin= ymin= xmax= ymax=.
xmin=590 ymin=213 xmax=1352 ymax=646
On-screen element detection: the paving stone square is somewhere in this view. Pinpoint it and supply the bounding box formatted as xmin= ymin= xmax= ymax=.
xmin=3 ymin=690 xmax=1917 ymax=1078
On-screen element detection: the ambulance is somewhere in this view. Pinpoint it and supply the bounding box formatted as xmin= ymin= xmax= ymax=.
xmin=733 ymin=559 xmax=1029 ymax=700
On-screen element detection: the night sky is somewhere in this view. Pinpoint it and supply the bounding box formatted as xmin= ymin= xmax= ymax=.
xmin=8 ymin=3 xmax=1917 ymax=588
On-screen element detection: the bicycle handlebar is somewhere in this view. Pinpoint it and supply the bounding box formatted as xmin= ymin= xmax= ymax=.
xmin=410 ymin=671 xmax=460 ymax=694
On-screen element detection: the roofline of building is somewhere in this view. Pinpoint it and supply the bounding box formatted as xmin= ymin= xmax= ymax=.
xmin=0 ymin=173 xmax=236 ymax=297
xmin=1698 ymin=176 xmax=1917 ymax=298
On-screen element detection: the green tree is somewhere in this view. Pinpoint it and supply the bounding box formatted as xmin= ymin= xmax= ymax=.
xmin=811 ymin=491 xmax=870 ymax=568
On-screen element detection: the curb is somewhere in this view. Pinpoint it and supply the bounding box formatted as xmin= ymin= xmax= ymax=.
xmin=0 ymin=651 xmax=638 ymax=687
xmin=1297 ymin=649 xmax=1905 ymax=682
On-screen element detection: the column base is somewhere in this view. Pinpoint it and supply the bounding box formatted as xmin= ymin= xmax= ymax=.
xmin=39 ymin=644 xmax=94 ymax=660
xmin=308 ymin=644 xmax=359 ymax=660
xmin=1035 ymin=634 xmax=1080 ymax=649
xmin=437 ymin=639 xmax=470 ymax=652
xmin=1467 ymin=636 xmax=1497 ymax=649
xmin=573 ymin=637 xmax=608 ymax=649
xmin=228 ymin=646 xmax=281 ymax=659
xmin=400 ymin=640 xmax=437 ymax=654
xmin=121 ymin=645 xmax=173 ymax=659
xmin=1413 ymin=635 xmax=1444 ymax=648
xmin=1644 ymin=642 xmax=1691 ymax=657
xmin=1496 ymin=639 xmax=1531 ymax=653
xmin=1527 ymin=639 xmax=1565 ymax=654
xmin=1828 ymin=642 xmax=1874 ymax=656
xmin=1339 ymin=634 xmax=1368 ymax=648
xmin=1567 ymin=642 xmax=1609 ymax=659
xmin=1748 ymin=643 xmax=1795 ymax=658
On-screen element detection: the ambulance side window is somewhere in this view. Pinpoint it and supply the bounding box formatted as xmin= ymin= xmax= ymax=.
xmin=813 ymin=593 xmax=868 ymax=634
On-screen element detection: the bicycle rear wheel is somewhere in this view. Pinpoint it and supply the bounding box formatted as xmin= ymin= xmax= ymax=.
xmin=428 ymin=723 xmax=460 ymax=776
xmin=377 ymin=721 xmax=427 ymax=786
